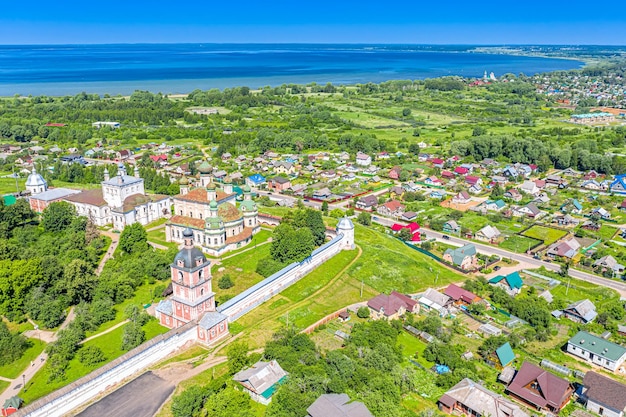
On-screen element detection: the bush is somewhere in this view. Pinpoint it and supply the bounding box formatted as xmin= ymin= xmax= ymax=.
xmin=218 ymin=275 xmax=234 ymax=290
xmin=357 ymin=212 xmax=371 ymax=226
xmin=77 ymin=346 xmax=106 ymax=366
xmin=357 ymin=307 xmax=370 ymax=319
xmin=256 ymin=257 xmax=285 ymax=277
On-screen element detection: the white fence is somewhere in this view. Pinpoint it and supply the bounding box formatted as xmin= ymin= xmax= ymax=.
xmin=14 ymin=322 xmax=197 ymax=417
xmin=218 ymin=234 xmax=344 ymax=322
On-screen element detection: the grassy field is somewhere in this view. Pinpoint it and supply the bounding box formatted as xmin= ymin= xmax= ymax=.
xmin=499 ymin=235 xmax=542 ymax=253
xmin=21 ymin=319 xmax=168 ymax=403
xmin=0 ymin=339 xmax=46 ymax=380
xmin=349 ymin=226 xmax=465 ymax=294
xmin=146 ymin=227 xmax=178 ymax=249
xmin=521 ymin=225 xmax=567 ymax=245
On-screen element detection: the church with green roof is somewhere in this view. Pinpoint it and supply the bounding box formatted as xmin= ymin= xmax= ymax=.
xmin=165 ymin=162 xmax=260 ymax=256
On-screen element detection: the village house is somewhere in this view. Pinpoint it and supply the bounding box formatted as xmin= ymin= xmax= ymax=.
xmin=581 ymin=372 xmax=626 ymax=417
xmin=401 ymin=211 xmax=417 ymax=222
xmin=513 ymin=202 xmax=541 ymax=218
xmin=268 ymin=176 xmax=291 ymax=192
xmin=454 ymin=166 xmax=469 ymax=176
xmin=424 ymin=176 xmax=443 ymax=187
xmin=469 ymin=183 xmax=483 ymax=194
xmin=554 ymin=214 xmax=578 ymax=227
xmin=506 ymin=361 xmax=573 ymax=413
xmin=444 ymin=283 xmax=480 ymax=305
xmin=355 ymin=152 xmax=372 ymax=166
xmin=442 ymin=170 xmax=455 ymax=180
xmin=610 ymin=175 xmax=626 ymax=194
xmin=520 ymin=180 xmax=540 ymax=196
xmin=443 ymin=245 xmax=478 ymax=271
xmin=430 ymin=190 xmax=445 ymax=199
xmin=594 ymin=255 xmax=625 ymax=276
xmin=465 ymin=175 xmax=482 ymax=187
xmin=367 ymin=291 xmax=419 ymax=320
xmin=476 ymin=225 xmax=501 ymax=243
xmin=273 ymin=161 xmax=295 ymax=175
xmin=312 ymin=187 xmax=332 ymax=200
xmin=489 ymin=272 xmax=523 ymax=296
xmin=438 ymin=378 xmax=529 ymax=417
xmin=246 ymin=174 xmax=266 ymax=188
xmin=443 ymin=220 xmax=461 ymax=234
xmin=233 ymin=360 xmax=288 ymax=405
xmin=563 ymin=299 xmax=597 ymax=323
xmin=377 ymin=200 xmax=405 ymax=218
xmin=356 ymin=195 xmax=378 ymax=211
xmin=452 ymin=191 xmax=471 ymax=205
xmin=504 ymin=188 xmax=523 ymax=202
xmin=221 ymin=152 xmax=232 ymax=161
xmin=387 ymin=166 xmax=402 ymax=180
xmin=389 ymin=185 xmax=405 ymax=200
xmin=590 ymin=207 xmax=611 ymax=220
xmin=568 ymin=330 xmax=626 ymax=373
xmin=319 ymin=170 xmax=337 ymax=180
xmin=418 ymin=288 xmax=451 ymax=315
xmin=619 ymin=200 xmax=626 ymax=212
xmin=430 ymin=157 xmax=445 ymax=169
xmin=307 ymin=394 xmax=374 ymax=417
xmin=547 ymin=237 xmax=581 ymax=259
xmin=484 ymin=199 xmax=506 ymax=212
xmin=560 ymin=199 xmax=583 ymax=214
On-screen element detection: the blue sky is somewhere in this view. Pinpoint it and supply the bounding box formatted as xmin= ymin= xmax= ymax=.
xmin=1 ymin=0 xmax=625 ymax=44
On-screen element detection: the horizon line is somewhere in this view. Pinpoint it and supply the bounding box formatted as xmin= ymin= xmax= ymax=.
xmin=1 ymin=42 xmax=625 ymax=47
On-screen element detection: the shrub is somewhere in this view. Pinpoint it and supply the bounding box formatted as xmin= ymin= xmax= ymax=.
xmin=357 ymin=307 xmax=370 ymax=319
xmin=218 ymin=275 xmax=234 ymax=290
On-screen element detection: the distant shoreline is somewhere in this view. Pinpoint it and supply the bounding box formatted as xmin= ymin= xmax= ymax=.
xmin=0 ymin=44 xmax=589 ymax=97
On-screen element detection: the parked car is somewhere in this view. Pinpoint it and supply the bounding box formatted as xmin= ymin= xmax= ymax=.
xmin=442 ymin=235 xmax=450 ymax=240
xmin=494 ymin=265 xmax=501 ymax=271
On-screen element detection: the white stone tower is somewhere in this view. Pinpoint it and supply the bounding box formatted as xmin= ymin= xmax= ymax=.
xmin=25 ymin=167 xmax=47 ymax=195
xmin=336 ymin=217 xmax=355 ymax=250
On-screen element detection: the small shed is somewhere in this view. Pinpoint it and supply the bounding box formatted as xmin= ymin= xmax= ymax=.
xmin=334 ymin=330 xmax=349 ymax=341
xmin=498 ymin=366 xmax=516 ymax=384
xmin=338 ymin=310 xmax=350 ymax=322
xmin=496 ymin=342 xmax=515 ymax=367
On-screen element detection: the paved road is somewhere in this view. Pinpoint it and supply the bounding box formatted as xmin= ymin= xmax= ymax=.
xmin=76 ymin=372 xmax=174 ymax=417
xmin=372 ymin=217 xmax=626 ymax=296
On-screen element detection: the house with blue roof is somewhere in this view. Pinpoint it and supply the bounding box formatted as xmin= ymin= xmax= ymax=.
xmin=246 ymin=173 xmax=266 ymax=188
xmin=560 ymin=198 xmax=583 ymax=214
xmin=430 ymin=190 xmax=445 ymax=199
xmin=495 ymin=342 xmax=516 ymax=368
xmin=484 ymin=199 xmax=506 ymax=212
xmin=610 ymin=174 xmax=626 ymax=195
xmin=489 ymin=272 xmax=524 ymax=296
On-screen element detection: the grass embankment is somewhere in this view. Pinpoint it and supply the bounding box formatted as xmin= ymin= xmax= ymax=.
xmin=20 ymin=319 xmax=168 ymax=403
xmin=0 ymin=340 xmax=46 ymax=380
xmin=232 ymin=224 xmax=466 ymax=349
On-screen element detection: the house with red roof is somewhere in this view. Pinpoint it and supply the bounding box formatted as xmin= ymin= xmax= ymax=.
xmin=442 ymin=170 xmax=455 ymax=180
xmin=367 ymin=291 xmax=419 ymax=320
xmin=388 ymin=166 xmax=402 ymax=180
xmin=454 ymin=166 xmax=469 ymax=176
xmin=377 ymin=200 xmax=405 ymax=217
xmin=430 ymin=158 xmax=445 ymax=168
xmin=444 ymin=284 xmax=480 ymax=305
xmin=465 ymin=176 xmax=482 ymax=186
xmin=506 ymin=361 xmax=573 ymax=413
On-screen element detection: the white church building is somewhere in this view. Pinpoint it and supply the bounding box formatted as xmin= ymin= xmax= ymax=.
xmin=27 ymin=164 xmax=171 ymax=229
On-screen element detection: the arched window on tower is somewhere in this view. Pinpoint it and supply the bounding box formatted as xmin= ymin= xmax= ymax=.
xmin=178 ymin=271 xmax=183 ymax=282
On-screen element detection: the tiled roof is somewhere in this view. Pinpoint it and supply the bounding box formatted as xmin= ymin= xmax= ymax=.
xmin=175 ymin=187 xmax=234 ymax=204
xmin=119 ymin=193 xmax=169 ymax=212
xmin=440 ymin=378 xmax=529 ymax=417
xmin=64 ymin=189 xmax=107 ymax=206
xmin=583 ymin=371 xmax=626 ymax=411
xmin=444 ymin=283 xmax=478 ymax=303
xmin=169 ymin=215 xmax=205 ymax=229
xmin=507 ymin=361 xmax=571 ymax=410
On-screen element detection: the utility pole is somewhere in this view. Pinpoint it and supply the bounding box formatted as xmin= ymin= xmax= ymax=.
xmin=360 ymin=280 xmax=363 ymax=298
xmin=566 ymin=278 xmax=571 ymax=296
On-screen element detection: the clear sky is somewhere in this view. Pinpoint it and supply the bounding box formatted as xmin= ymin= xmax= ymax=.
xmin=1 ymin=0 xmax=625 ymax=45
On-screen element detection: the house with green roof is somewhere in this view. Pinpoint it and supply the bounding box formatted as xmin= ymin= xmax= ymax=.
xmin=443 ymin=244 xmax=478 ymax=270
xmin=496 ymin=342 xmax=516 ymax=368
xmin=489 ymin=272 xmax=524 ymax=296
xmin=567 ymin=331 xmax=626 ymax=372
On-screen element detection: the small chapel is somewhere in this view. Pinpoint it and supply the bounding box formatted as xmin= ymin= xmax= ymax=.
xmin=154 ymin=228 xmax=230 ymax=345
